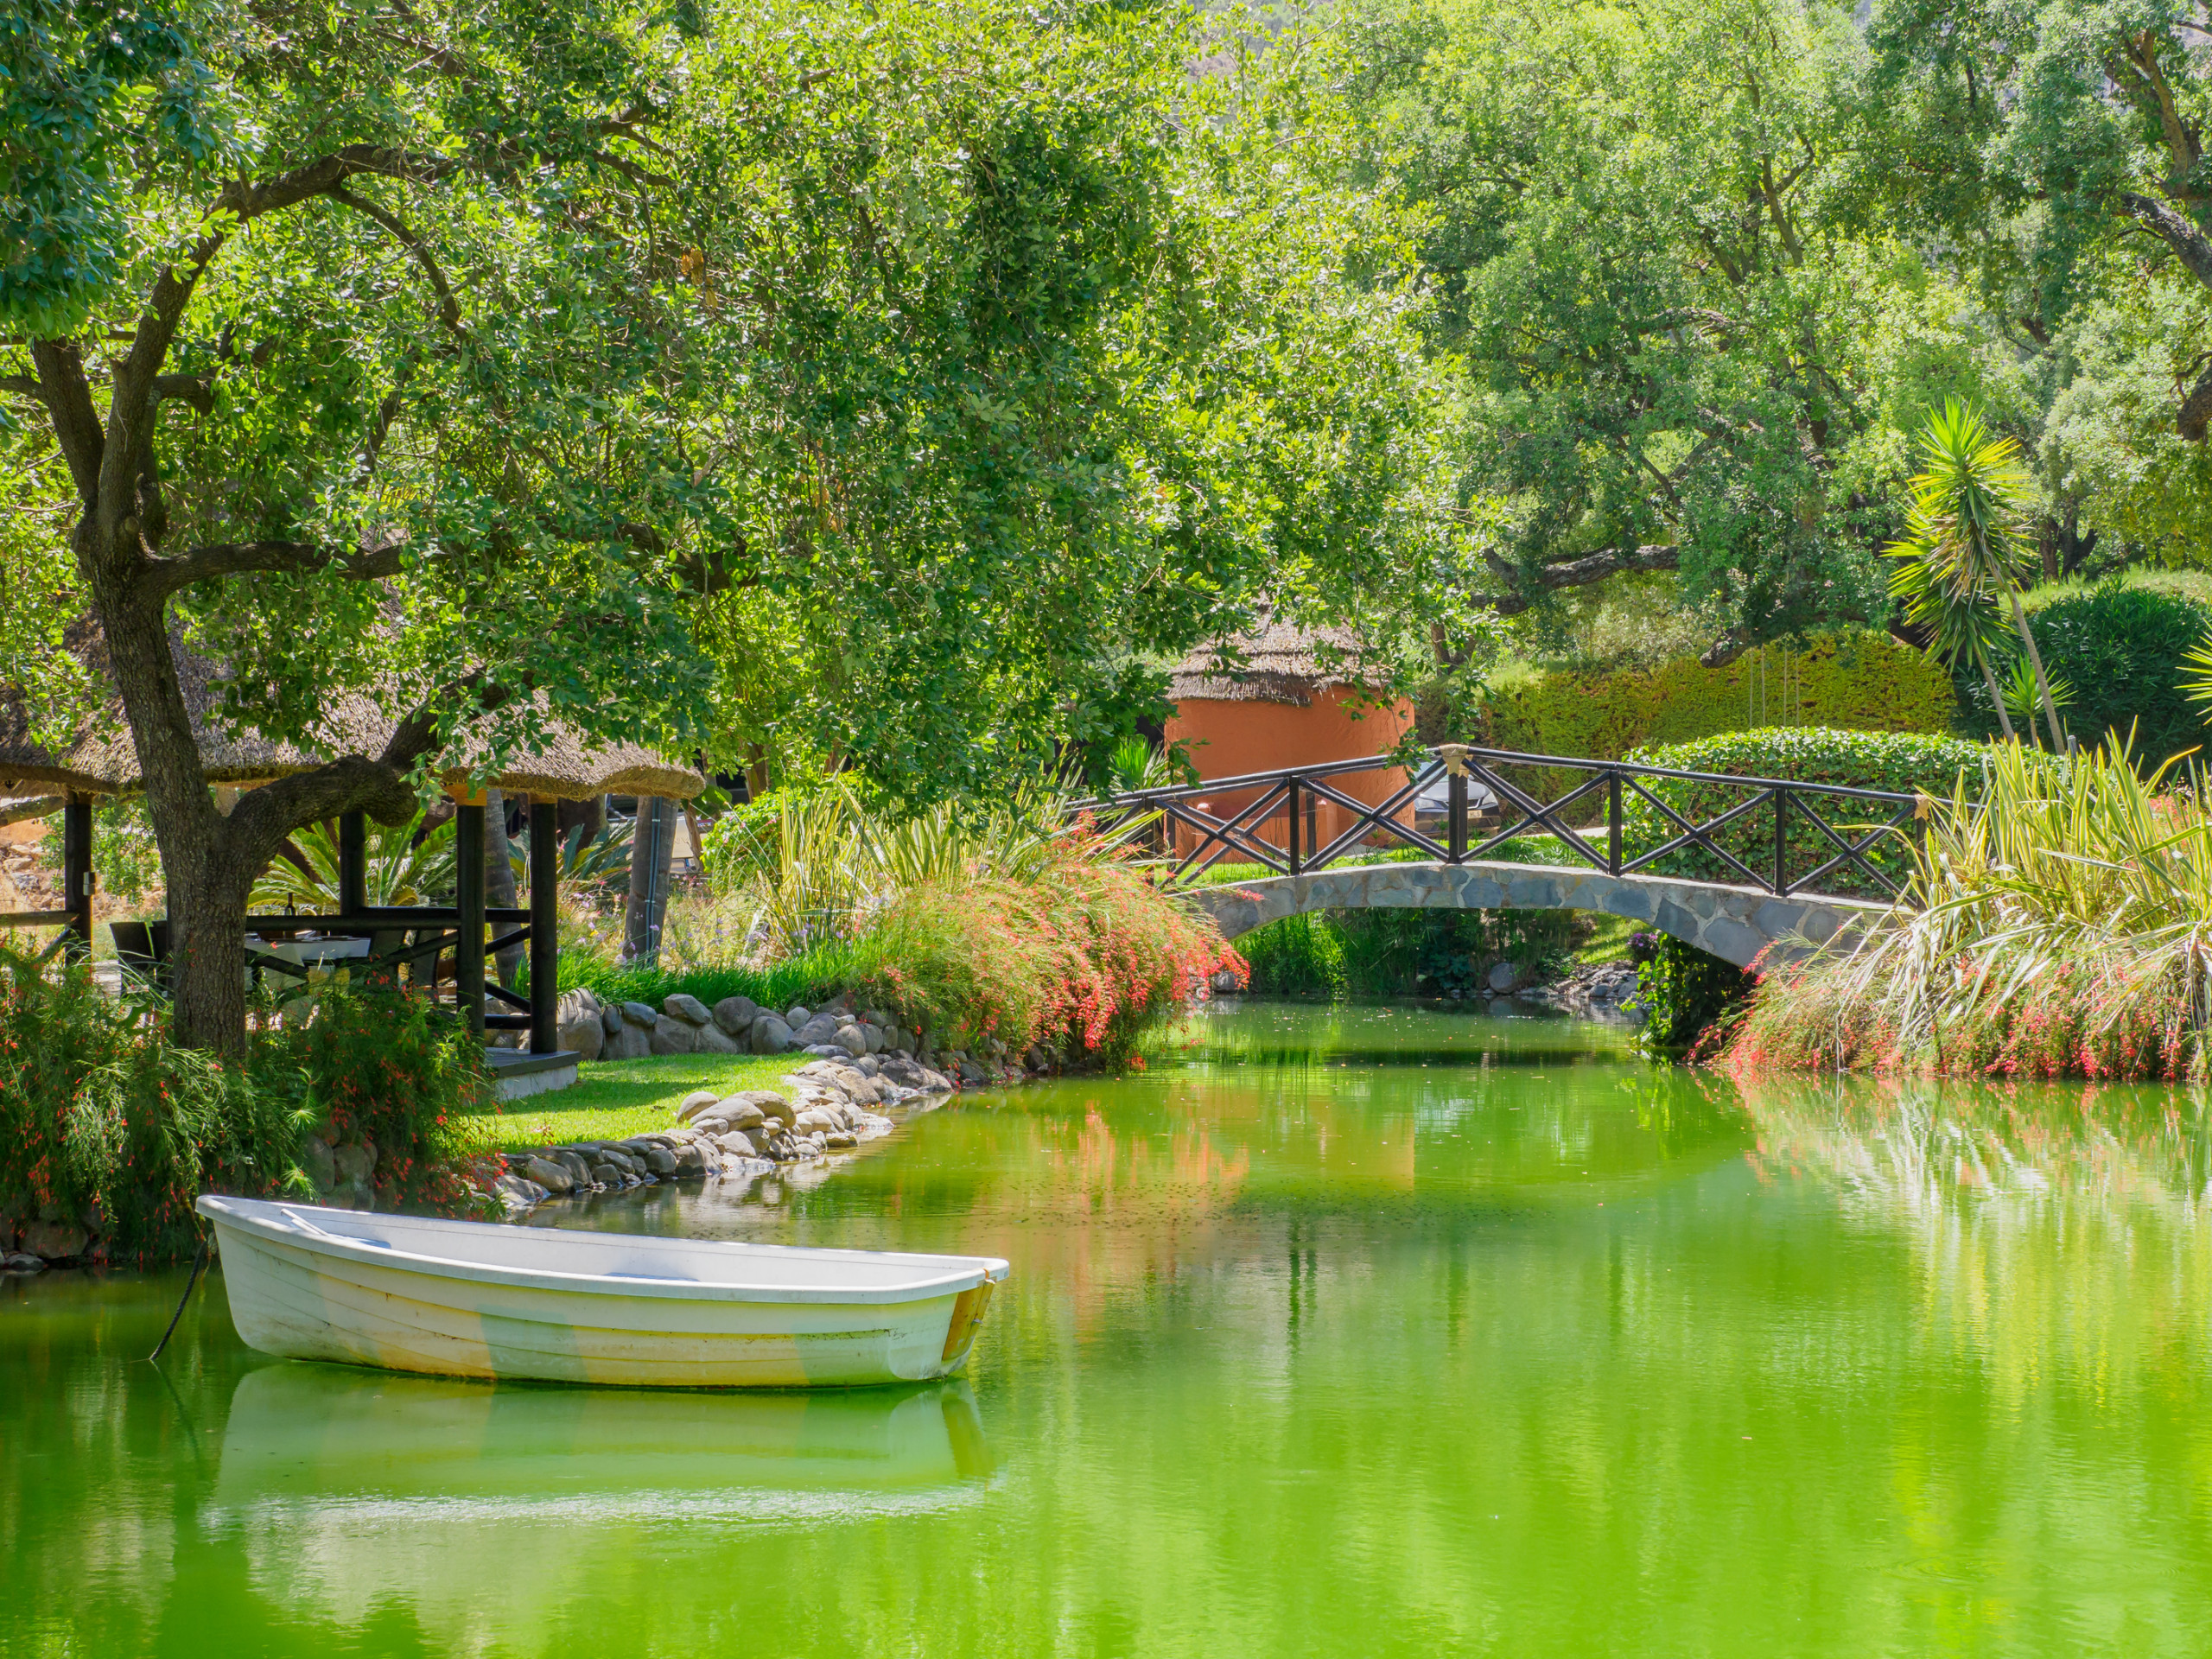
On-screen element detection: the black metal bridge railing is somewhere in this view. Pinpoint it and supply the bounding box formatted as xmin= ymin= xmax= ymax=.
xmin=1081 ymin=744 xmax=1923 ymax=903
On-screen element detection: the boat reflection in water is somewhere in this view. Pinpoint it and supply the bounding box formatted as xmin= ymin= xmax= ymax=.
xmin=213 ymin=1361 xmax=994 ymax=1526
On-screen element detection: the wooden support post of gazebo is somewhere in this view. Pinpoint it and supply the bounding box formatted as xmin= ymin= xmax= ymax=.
xmin=529 ymin=797 xmax=559 ymax=1053
xmin=338 ymin=810 xmax=366 ymax=913
xmin=60 ymin=795 xmax=93 ymax=962
xmin=454 ymin=799 xmax=486 ymax=1039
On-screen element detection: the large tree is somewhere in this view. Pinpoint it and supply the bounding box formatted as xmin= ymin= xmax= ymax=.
xmin=667 ymin=3 xmax=1473 ymax=799
xmin=3 ymin=0 xmax=1472 ymax=1051
xmin=3 ymin=0 xmax=714 ymax=1052
xmin=1868 ymin=0 xmax=2212 ymax=441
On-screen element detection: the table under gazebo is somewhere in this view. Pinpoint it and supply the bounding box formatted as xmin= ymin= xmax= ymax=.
xmin=1 ymin=658 xmax=701 ymax=1065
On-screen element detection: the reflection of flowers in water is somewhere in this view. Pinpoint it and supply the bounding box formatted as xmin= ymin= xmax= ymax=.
xmin=1734 ymin=1072 xmax=2212 ymax=1217
xmin=1734 ymin=1072 xmax=2212 ymax=1395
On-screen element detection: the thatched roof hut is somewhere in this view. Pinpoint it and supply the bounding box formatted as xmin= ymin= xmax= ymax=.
xmin=0 ymin=632 xmax=702 ymax=802
xmin=1167 ymin=618 xmax=1387 ymax=709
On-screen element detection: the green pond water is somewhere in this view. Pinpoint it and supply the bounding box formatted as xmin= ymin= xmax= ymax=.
xmin=9 ymin=1001 xmax=2212 ymax=1657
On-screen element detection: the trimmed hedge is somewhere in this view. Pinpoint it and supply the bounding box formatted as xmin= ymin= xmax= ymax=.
xmin=1479 ymin=630 xmax=1955 ymax=765
xmin=1954 ymin=582 xmax=2212 ymax=766
xmin=1622 ymin=728 xmax=1988 ymax=900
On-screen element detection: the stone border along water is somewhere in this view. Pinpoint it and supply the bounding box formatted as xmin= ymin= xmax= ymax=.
xmin=485 ymin=988 xmax=1056 ymax=1217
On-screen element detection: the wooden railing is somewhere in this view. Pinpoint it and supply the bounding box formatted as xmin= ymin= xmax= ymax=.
xmin=1080 ymin=744 xmax=1924 ymax=902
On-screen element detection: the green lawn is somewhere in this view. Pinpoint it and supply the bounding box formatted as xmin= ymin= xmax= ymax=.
xmin=463 ymin=1052 xmax=798 ymax=1153
xmin=1574 ymin=912 xmax=1641 ymax=964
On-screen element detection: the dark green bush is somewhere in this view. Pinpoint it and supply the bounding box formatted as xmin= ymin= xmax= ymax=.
xmin=1239 ymin=914 xmax=1350 ymax=997
xmin=1955 ymin=582 xmax=2212 ymax=766
xmin=0 ymin=945 xmax=489 ymax=1266
xmin=1622 ymin=727 xmax=1988 ymax=899
xmin=1628 ymin=935 xmax=1751 ymax=1058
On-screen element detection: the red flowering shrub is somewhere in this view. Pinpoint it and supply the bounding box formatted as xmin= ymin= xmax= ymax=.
xmin=849 ymin=821 xmax=1245 ymax=1065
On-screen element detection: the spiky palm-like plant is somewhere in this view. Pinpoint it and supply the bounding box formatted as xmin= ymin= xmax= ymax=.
xmin=1887 ymin=541 xmax=2018 ymax=741
xmin=1888 ymin=399 xmax=2064 ymax=749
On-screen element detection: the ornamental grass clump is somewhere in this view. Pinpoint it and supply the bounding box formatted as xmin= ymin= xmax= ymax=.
xmin=850 ymin=824 xmax=1244 ymax=1065
xmin=1726 ymin=737 xmax=2212 ymax=1082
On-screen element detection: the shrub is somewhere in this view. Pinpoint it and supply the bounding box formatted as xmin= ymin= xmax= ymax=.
xmin=1478 ymin=629 xmax=1955 ymax=766
xmin=0 ymin=949 xmax=491 ymax=1265
xmin=1954 ymin=582 xmax=2212 ymax=766
xmin=1237 ymin=907 xmax=1583 ymax=999
xmin=1627 ymin=935 xmax=1752 ymax=1058
xmin=1240 ymin=914 xmax=1350 ymax=997
xmin=831 ymin=822 xmax=1242 ymax=1063
xmin=1622 ymin=727 xmax=1989 ymax=898
xmin=1724 ymin=738 xmax=2212 ymax=1081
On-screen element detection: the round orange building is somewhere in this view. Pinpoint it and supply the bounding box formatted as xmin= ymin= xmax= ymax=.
xmin=1163 ymin=620 xmax=1414 ymax=864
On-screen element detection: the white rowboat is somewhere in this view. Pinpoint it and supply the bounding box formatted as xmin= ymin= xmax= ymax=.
xmin=196 ymin=1195 xmax=1009 ymax=1388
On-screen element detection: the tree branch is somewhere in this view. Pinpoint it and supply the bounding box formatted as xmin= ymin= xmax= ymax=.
xmin=28 ymin=341 xmax=105 ymax=505
xmin=2179 ymin=358 xmax=2212 ymax=442
xmin=226 ymin=756 xmax=421 ymax=868
xmin=152 ymin=373 xmax=215 ymax=414
xmin=2119 ymin=190 xmax=2212 ymax=288
xmin=144 ymin=540 xmax=404 ymax=601
xmin=325 ymin=185 xmax=466 ymax=337
xmin=1471 ymin=544 xmax=1680 ymax=616
xmin=0 ymin=796 xmax=65 ymax=828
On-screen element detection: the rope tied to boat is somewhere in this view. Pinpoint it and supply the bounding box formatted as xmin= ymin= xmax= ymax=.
xmin=147 ymin=1236 xmax=209 ymax=1363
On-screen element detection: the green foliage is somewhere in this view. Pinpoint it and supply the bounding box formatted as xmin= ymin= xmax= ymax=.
xmin=1629 ymin=936 xmax=1751 ymax=1058
xmin=1862 ymin=4 xmax=2212 ymax=561
xmin=1961 ymin=584 xmax=2212 ymax=767
xmin=1240 ymin=907 xmax=1580 ymax=1000
xmin=1339 ymin=0 xmax=1951 ymax=642
xmin=1478 ymin=632 xmax=1955 ymax=776
xmin=1239 ymin=914 xmax=1351 ymax=998
xmin=675 ymin=0 xmax=1473 ymax=804
xmin=557 ymin=941 xmax=865 ymax=1021
xmin=0 ymin=950 xmax=487 ymax=1264
xmin=1623 ymin=728 xmax=1988 ymax=898
xmin=33 ymin=798 xmax=162 ymax=911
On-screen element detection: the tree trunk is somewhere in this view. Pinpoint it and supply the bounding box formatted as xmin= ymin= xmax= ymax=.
xmin=557 ymin=793 xmax=607 ymax=841
xmin=485 ymin=787 xmax=522 ymax=988
xmin=624 ymin=797 xmax=673 ymax=964
xmin=2007 ymin=588 xmax=2066 ymax=750
xmin=1976 ymin=647 xmax=2017 ymax=742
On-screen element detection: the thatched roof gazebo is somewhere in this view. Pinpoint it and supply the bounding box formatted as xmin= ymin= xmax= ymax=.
xmin=2 ymin=637 xmax=702 ymax=1065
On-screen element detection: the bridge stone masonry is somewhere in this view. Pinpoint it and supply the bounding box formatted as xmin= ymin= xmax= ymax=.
xmin=1185 ymin=861 xmax=1887 ymax=969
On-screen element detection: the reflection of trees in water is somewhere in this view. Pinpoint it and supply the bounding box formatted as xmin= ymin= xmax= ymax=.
xmin=1734 ymin=1072 xmax=2212 ymax=1402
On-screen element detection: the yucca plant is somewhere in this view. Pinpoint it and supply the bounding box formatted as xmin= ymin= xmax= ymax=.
xmin=508 ymin=819 xmax=634 ymax=895
xmin=1999 ymin=652 xmax=2073 ymax=734
xmin=1886 ymin=399 xmax=2064 ymax=750
xmin=250 ymin=810 xmax=458 ymax=912
xmin=1889 ymin=543 xmax=2018 ymax=741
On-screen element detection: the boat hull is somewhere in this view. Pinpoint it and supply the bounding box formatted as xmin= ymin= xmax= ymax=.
xmin=201 ymin=1201 xmax=1001 ymax=1389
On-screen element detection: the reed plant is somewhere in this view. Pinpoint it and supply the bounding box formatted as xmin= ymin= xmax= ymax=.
xmin=694 ymin=783 xmax=1236 ymax=1062
xmin=1726 ymin=737 xmax=2212 ymax=1080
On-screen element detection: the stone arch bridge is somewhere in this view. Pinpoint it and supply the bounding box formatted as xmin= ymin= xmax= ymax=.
xmin=1089 ymin=743 xmax=1915 ymax=967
